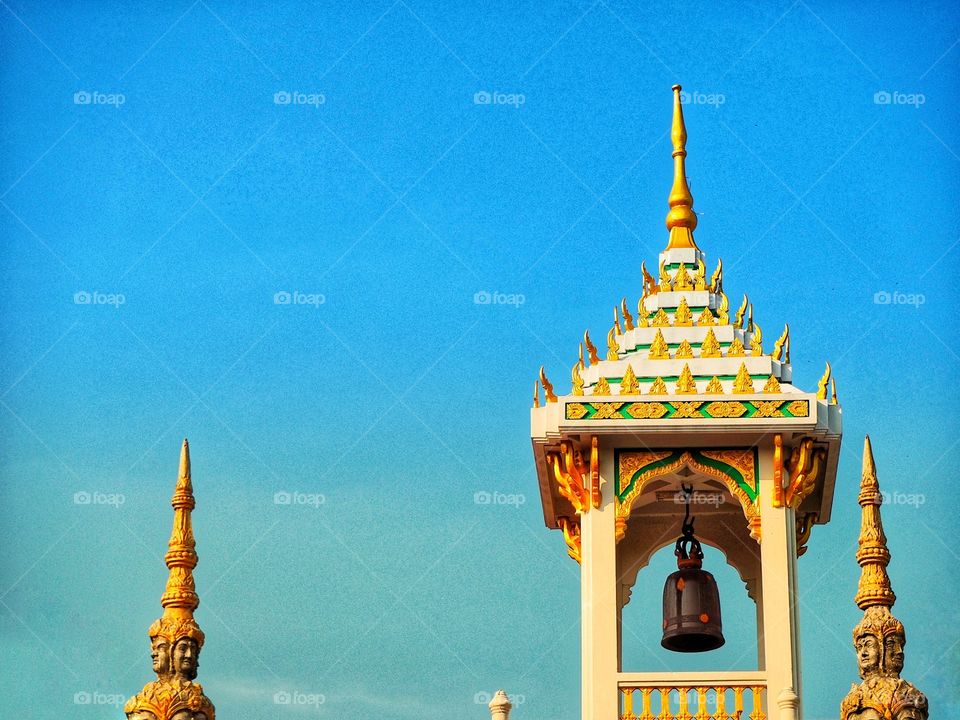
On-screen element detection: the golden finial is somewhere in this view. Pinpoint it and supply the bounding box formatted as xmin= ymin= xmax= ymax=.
xmin=855 ymin=436 xmax=896 ymax=609
xmin=831 ymin=377 xmax=838 ymax=405
xmin=649 ymin=377 xmax=668 ymax=395
xmin=763 ymin=375 xmax=781 ymax=393
xmin=676 ymin=339 xmax=694 ymax=358
xmin=747 ymin=303 xmax=755 ymax=332
xmin=658 ymin=260 xmax=673 ymax=292
xmin=705 ymin=376 xmax=724 ymax=394
xmin=613 ymin=306 xmax=623 ymax=334
xmin=733 ymin=363 xmax=754 ymax=393
xmin=540 ymin=366 xmax=557 ymax=403
xmin=579 ymin=342 xmax=585 ymax=369
xmin=772 ymin=323 xmax=789 ymax=361
xmin=701 ymin=328 xmax=721 ymax=357
xmin=571 ymin=359 xmax=584 ymax=396
xmin=533 ymin=379 xmax=540 ymax=408
xmin=727 ymin=337 xmax=746 ymax=357
xmin=652 ymin=308 xmax=670 ymax=326
xmin=606 ymin=325 xmax=620 ymax=360
xmin=785 ymin=332 xmax=791 ymax=364
xmin=593 ymin=376 xmax=611 ymax=395
xmin=621 ymin=298 xmax=635 ymax=331
xmin=160 ymin=439 xmax=200 ymax=620
xmin=816 ymin=361 xmax=831 ymax=400
xmin=665 ymin=85 xmax=699 ymax=249
xmin=674 ymin=262 xmax=693 ymax=291
xmin=641 ymin=261 xmax=658 ymax=296
xmin=584 ymin=330 xmax=599 ymax=365
xmin=694 ymin=258 xmax=707 ymax=290
xmin=649 ymin=329 xmax=670 ymax=359
xmin=717 ymin=292 xmax=729 ymax=324
xmin=697 ymin=306 xmax=715 ymax=325
xmin=620 ymin=364 xmax=639 ymax=395
xmin=734 ymin=294 xmax=748 ymax=329
xmin=710 ymin=258 xmax=723 ymax=293
xmin=674 ymin=297 xmax=693 ymax=326
xmin=676 ymin=364 xmax=697 ymax=394
xmin=750 ymin=323 xmax=763 ymax=356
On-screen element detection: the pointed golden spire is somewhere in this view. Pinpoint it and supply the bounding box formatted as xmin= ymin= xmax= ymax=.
xmin=817 ymin=362 xmax=832 ymax=400
xmin=855 ymin=436 xmax=896 ymax=609
xmin=613 ymin=306 xmax=623 ymax=334
xmin=717 ymin=292 xmax=730 ymax=324
xmin=539 ymin=366 xmax=557 ymax=403
xmin=710 ymin=258 xmax=723 ymax=294
xmin=584 ymin=331 xmax=599 ymax=365
xmin=772 ymin=323 xmax=789 ymax=361
xmin=621 ymin=298 xmax=635 ymax=331
xmin=694 ymin=258 xmax=707 ymax=290
xmin=750 ymin=323 xmax=763 ymax=356
xmin=161 ymin=439 xmax=200 ymax=620
xmin=571 ymin=358 xmax=584 ymax=396
xmin=734 ymin=294 xmax=748 ymax=329
xmin=606 ymin=324 xmax=620 ymax=360
xmin=533 ymin=379 xmax=540 ymax=408
xmin=641 ymin=260 xmax=658 ymax=296
xmin=665 ymin=85 xmax=699 ymax=249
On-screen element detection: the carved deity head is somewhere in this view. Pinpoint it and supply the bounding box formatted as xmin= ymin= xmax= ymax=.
xmin=150 ymin=636 xmax=172 ymax=679
xmin=172 ymin=637 xmax=200 ymax=680
xmin=855 ymin=632 xmax=882 ymax=679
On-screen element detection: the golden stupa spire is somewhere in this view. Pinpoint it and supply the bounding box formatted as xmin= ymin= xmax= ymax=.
xmin=854 ymin=435 xmax=896 ymax=609
xmin=161 ymin=439 xmax=200 ymax=619
xmin=665 ymin=84 xmax=699 ymax=250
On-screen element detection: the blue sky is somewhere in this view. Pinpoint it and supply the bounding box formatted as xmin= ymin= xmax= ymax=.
xmin=1 ymin=1 xmax=958 ymax=718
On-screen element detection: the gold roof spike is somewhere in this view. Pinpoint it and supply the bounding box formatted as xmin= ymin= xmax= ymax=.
xmin=816 ymin=362 xmax=831 ymax=400
xmin=613 ymin=306 xmax=623 ymax=334
xmin=584 ymin=330 xmax=600 ymax=365
xmin=694 ymin=258 xmax=707 ymax=290
xmin=533 ymin=379 xmax=540 ymax=408
xmin=717 ymin=292 xmax=729 ymax=324
xmin=831 ymin=377 xmax=839 ymax=405
xmin=621 ymin=298 xmax=635 ymax=331
xmin=606 ymin=325 xmax=620 ymax=360
xmin=710 ymin=258 xmax=723 ymax=293
xmin=641 ymin=261 xmax=658 ymax=296
xmin=539 ymin=366 xmax=557 ymax=403
xmin=772 ymin=323 xmax=789 ymax=361
xmin=665 ymin=85 xmax=699 ymax=249
xmin=658 ymin=260 xmax=673 ymax=292
xmin=855 ymin=436 xmax=896 ymax=609
xmin=571 ymin=358 xmax=584 ymax=396
xmin=750 ymin=323 xmax=763 ymax=356
xmin=734 ymin=294 xmax=748 ymax=329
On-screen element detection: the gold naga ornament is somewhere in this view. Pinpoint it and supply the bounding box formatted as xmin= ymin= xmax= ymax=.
xmin=840 ymin=437 xmax=927 ymax=719
xmin=124 ymin=440 xmax=216 ymax=720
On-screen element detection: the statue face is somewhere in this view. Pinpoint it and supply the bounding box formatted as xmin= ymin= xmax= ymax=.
xmin=884 ymin=633 xmax=905 ymax=676
xmin=855 ymin=634 xmax=881 ymax=678
xmin=852 ymin=711 xmax=882 ymax=720
xmin=895 ymin=710 xmax=924 ymax=720
xmin=150 ymin=637 xmax=171 ymax=676
xmin=127 ymin=712 xmax=158 ymax=720
xmin=172 ymin=638 xmax=199 ymax=680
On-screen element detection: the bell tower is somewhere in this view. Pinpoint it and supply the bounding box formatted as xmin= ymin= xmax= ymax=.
xmin=530 ymin=86 xmax=843 ymax=720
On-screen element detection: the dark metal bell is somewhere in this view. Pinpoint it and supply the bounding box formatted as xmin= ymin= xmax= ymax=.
xmin=660 ymin=485 xmax=725 ymax=653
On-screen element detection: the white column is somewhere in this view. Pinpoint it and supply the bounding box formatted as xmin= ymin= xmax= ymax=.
xmin=580 ymin=441 xmax=618 ymax=720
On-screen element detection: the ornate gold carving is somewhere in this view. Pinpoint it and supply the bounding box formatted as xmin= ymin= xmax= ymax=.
xmin=710 ymin=258 xmax=723 ymax=294
xmin=675 ymin=339 xmax=694 ymax=359
xmin=734 ymin=294 xmax=748 ymax=329
xmin=658 ymin=260 xmax=672 ymax=292
xmin=727 ymin=337 xmax=746 ymax=357
xmin=648 ymin=377 xmax=668 ymax=395
xmin=693 ymin=258 xmax=707 ymax=291
xmin=704 ymin=376 xmax=724 ymax=394
xmin=549 ymin=442 xmax=589 ymax=514
xmin=649 ymin=329 xmax=670 ymax=359
xmin=565 ymin=402 xmax=588 ymax=420
xmin=613 ymin=306 xmax=622 ymax=334
xmin=816 ymin=361 xmax=831 ymax=400
xmin=750 ymin=322 xmax=763 ymax=356
xmin=672 ymin=401 xmax=703 ymax=418
xmin=717 ymin=292 xmax=729 ymax=324
xmin=705 ymin=401 xmax=746 ymax=418
xmin=621 ymin=298 xmax=635 ymax=331
xmin=626 ymin=402 xmax=669 ymax=419
xmin=584 ymin=330 xmax=600 ymax=365
xmin=571 ymin=358 xmax=584 ymax=396
xmin=733 ymin=363 xmax=754 ymax=393
xmin=674 ymin=262 xmax=693 ymax=290
xmin=124 ymin=440 xmax=216 ymax=720
xmin=592 ymin=401 xmax=623 ymax=419
xmin=676 ymin=363 xmax=697 ymax=394
xmin=697 ymin=306 xmax=715 ymax=325
xmin=652 ymin=308 xmax=670 ymax=327
xmin=589 ymin=435 xmax=600 ymax=509
xmin=674 ymin=297 xmax=693 ymax=326
xmin=796 ymin=511 xmax=816 ymax=556
xmin=762 ymin=375 xmax=781 ymax=393
xmin=558 ymin=516 xmax=581 ymax=563
xmin=787 ymin=399 xmax=809 ymax=417
xmin=752 ymin=400 xmax=784 ymax=418
xmin=593 ymin=377 xmax=611 ymax=395
xmin=772 ymin=323 xmax=789 ymax=361
xmin=784 ymin=438 xmax=824 ymax=508
xmin=641 ymin=260 xmax=658 ymax=296
xmin=773 ymin=433 xmax=784 ymax=508
xmin=540 ymin=366 xmax=557 ymax=403
xmin=620 ymin=364 xmax=639 ymax=395
xmin=831 ymin=377 xmax=839 ymax=405
xmin=700 ymin=328 xmax=721 ymax=357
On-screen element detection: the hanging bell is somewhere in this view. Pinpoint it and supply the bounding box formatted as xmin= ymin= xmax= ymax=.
xmin=661 ymin=486 xmax=725 ymax=653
